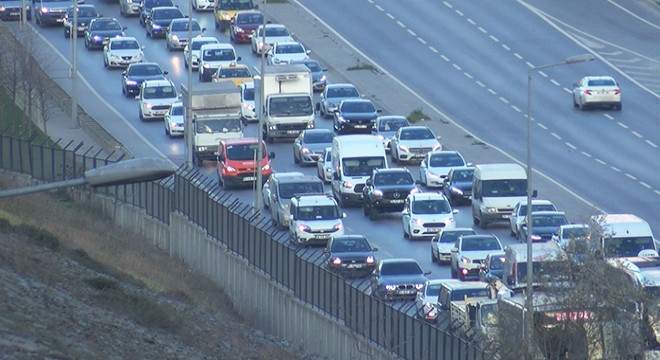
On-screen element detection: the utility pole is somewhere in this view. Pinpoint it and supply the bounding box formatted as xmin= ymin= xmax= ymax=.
xmin=185 ymin=0 xmax=194 ymax=168
xmin=254 ymin=0 xmax=266 ymax=211
xmin=71 ymin=0 xmax=79 ymax=128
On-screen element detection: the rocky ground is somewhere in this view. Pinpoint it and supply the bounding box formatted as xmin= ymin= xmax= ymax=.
xmin=0 ymin=174 xmax=319 ymax=360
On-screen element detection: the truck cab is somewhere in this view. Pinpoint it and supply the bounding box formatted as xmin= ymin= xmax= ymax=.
xmin=590 ymin=214 xmax=658 ymax=259
xmin=216 ymin=137 xmax=274 ymax=189
xmin=450 ymin=298 xmax=498 ymax=342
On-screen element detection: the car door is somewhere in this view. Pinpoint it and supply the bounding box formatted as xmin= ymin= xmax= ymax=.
xmin=419 ymin=153 xmax=430 ymax=184
xmin=510 ymin=203 xmax=521 ymax=235
xmin=401 ymin=196 xmax=412 ymax=231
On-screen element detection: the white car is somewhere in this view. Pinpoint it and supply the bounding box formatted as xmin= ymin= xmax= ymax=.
xmin=415 ymin=279 xmax=454 ymax=323
xmin=267 ymin=41 xmax=310 ymax=65
xmin=183 ymin=36 xmax=220 ymax=70
xmin=166 ymin=18 xmax=204 ymax=51
xmin=509 ymin=199 xmax=557 ymax=238
xmin=402 ymin=192 xmax=458 ymax=240
xmin=431 ymin=227 xmax=477 ymax=264
xmin=573 ymin=76 xmax=622 ymax=111
xmin=137 ymin=79 xmax=179 ymax=121
xmin=191 ymin=0 xmax=214 ymax=11
xmin=552 ymin=223 xmax=590 ymax=251
xmin=103 ymin=37 xmax=144 ymax=68
xmin=390 ymin=126 xmax=442 ymax=164
xmin=240 ymin=82 xmax=256 ymax=122
xmin=164 ymin=101 xmax=184 ymax=137
xmin=419 ymin=150 xmax=468 ymax=188
xmin=250 ymin=24 xmax=294 ymax=54
xmin=198 ymin=43 xmax=240 ymax=82
xmin=450 ymin=234 xmax=504 ymax=280
xmin=261 ymin=171 xmax=304 ymax=210
xmin=316 ymin=147 xmax=332 ymax=184
xmin=288 ymin=194 xmax=345 ymax=247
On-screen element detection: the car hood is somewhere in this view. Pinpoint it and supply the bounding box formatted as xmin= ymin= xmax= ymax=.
xmin=70 ymin=17 xmax=97 ymax=25
xmin=449 ymin=180 xmax=472 ymax=190
xmin=376 ymin=130 xmax=396 ymax=139
xmin=302 ymin=143 xmax=332 ymax=154
xmin=338 ymin=111 xmax=378 ymax=121
xmin=325 ymin=96 xmax=359 ymax=106
xmin=435 ymin=242 xmax=455 ymax=252
xmin=171 ymin=30 xmax=204 ymax=38
xmin=530 ymin=226 xmax=563 ymax=236
xmin=167 ymin=115 xmax=184 ymax=125
xmin=460 ymin=250 xmax=497 ymax=262
xmin=127 ymin=74 xmax=165 ymax=83
xmin=108 ymin=49 xmax=143 ymax=57
xmin=409 ymin=213 xmax=453 ymax=223
xmin=375 ymin=184 xmax=417 ymax=193
xmin=298 ymin=219 xmax=341 ymax=231
xmin=271 ymin=54 xmax=309 ymax=63
xmin=378 ymin=273 xmax=427 ymax=285
xmin=89 ymin=30 xmax=124 ymax=38
xmin=41 ymin=2 xmax=73 ymax=10
xmin=329 ymin=251 xmax=375 ymax=261
xmin=263 ymin=35 xmax=294 ymax=44
xmin=311 ymin=72 xmax=325 ymax=82
xmin=153 ymin=18 xmax=178 ymax=26
xmin=142 ymin=97 xmax=178 ymax=106
xmin=399 ymin=139 xmax=440 ymax=148
xmin=427 ymin=166 xmax=461 ymax=176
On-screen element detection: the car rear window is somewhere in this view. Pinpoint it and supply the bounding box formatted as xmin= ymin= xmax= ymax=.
xmin=587 ymin=79 xmax=616 ymax=86
xmin=381 ymin=261 xmax=422 ymax=276
xmin=451 ymin=288 xmax=489 ymax=301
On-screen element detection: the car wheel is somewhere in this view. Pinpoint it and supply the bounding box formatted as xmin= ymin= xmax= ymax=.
xmin=335 ymin=191 xmax=345 ymax=208
xmin=121 ymin=85 xmax=126 ymax=95
xmin=450 ymin=265 xmax=457 ymax=279
xmin=578 ymin=100 xmax=585 ymax=111
xmin=64 ymin=29 xmax=69 ymax=38
xmin=403 ymin=225 xmax=409 ymax=238
xmin=479 ymin=219 xmax=488 ymax=229
xmin=368 ymin=206 xmax=378 ymax=221
xmin=139 ymin=110 xmax=144 ymax=121
xmin=146 ymin=29 xmax=151 ymax=38
xmin=615 ymin=103 xmax=622 ymax=111
xmin=362 ymin=203 xmax=368 ymax=216
xmin=431 ymin=250 xmax=437 ymax=263
xmin=167 ymin=41 xmax=171 ymax=51
xmin=573 ymin=95 xmax=578 ymax=108
xmin=84 ymin=37 xmax=89 ymax=48
xmin=473 ymin=215 xmax=479 ymax=226
xmin=391 ymin=150 xmax=398 ymax=164
xmin=510 ymin=227 xmax=516 ymax=237
xmin=104 ymin=56 xmax=108 ymax=68
xmin=293 ymin=150 xmax=300 ymax=164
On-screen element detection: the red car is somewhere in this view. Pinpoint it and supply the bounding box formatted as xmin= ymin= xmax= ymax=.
xmin=216 ymin=137 xmax=275 ymax=189
xmin=229 ymin=11 xmax=264 ymax=44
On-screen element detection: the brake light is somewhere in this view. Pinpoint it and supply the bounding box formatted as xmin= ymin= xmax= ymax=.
xmin=614 ymin=88 xmax=621 ymax=95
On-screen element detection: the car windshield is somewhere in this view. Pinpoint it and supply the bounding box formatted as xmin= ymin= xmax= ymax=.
xmin=218 ymin=68 xmax=251 ymax=78
xmin=303 ymin=132 xmax=334 ymax=144
xmin=603 ymin=237 xmax=656 ymax=258
xmin=128 ymin=64 xmax=162 ymax=76
xmin=519 ymin=203 xmax=556 ymax=215
xmin=327 ymin=87 xmax=359 ymax=99
xmin=331 ymin=238 xmax=371 ymax=253
xmin=91 ymin=20 xmax=121 ymax=31
xmin=400 ymin=128 xmax=434 ymax=140
xmin=461 ymin=237 xmax=501 ymax=251
xmin=237 ymin=13 xmax=263 ymax=25
xmin=587 ymin=79 xmax=616 ymax=86
xmin=225 ymin=143 xmax=266 ymax=161
xmin=489 ymin=256 xmax=505 ymax=270
xmin=301 ymin=61 xmax=321 ymax=72
xmin=144 ymin=0 xmax=173 ymax=8
xmin=451 ymin=169 xmax=474 ymax=182
xmin=412 ymin=200 xmax=451 ymax=214
xmin=220 ymin=0 xmax=253 ymax=10
xmin=481 ymin=179 xmax=527 ymax=197
xmin=297 ymin=205 xmax=339 ymax=221
xmin=425 ymin=283 xmax=442 ymax=297
xmin=142 ymin=85 xmax=176 ymax=99
xmin=532 ymin=214 xmax=568 ymax=228
xmin=342 ymin=157 xmax=385 ymax=176
xmin=196 ymin=119 xmax=241 ymax=134
xmin=276 ymin=44 xmax=304 ymax=54
xmin=480 ymin=304 xmax=498 ymax=326
xmin=374 ymin=172 xmax=413 ymax=186
xmin=278 ymin=182 xmax=323 ymax=199
xmin=429 ymin=154 xmax=464 ymax=167
xmin=169 ymin=105 xmax=183 ymax=116
xmin=381 ymin=262 xmax=422 ymax=276
xmin=516 ymin=261 xmax=568 ymax=284
xmin=378 ymin=118 xmax=408 ymax=131
xmin=171 ymin=20 xmax=200 ymax=31
xmin=41 ymin=0 xmax=71 ymax=3
xmin=203 ymin=49 xmax=236 ymax=61
xmin=341 ymin=101 xmax=375 ymax=113
xmin=269 ymin=96 xmax=313 ymax=116
xmin=450 ymin=288 xmax=489 ymax=301
xmin=69 ymin=7 xmax=97 ymax=17
xmin=111 ymin=40 xmax=140 ymax=50
xmin=439 ymin=230 xmax=476 ymax=243
xmin=263 ymin=27 xmax=289 ymax=37
xmin=563 ymin=227 xmax=589 ymax=240
xmin=191 ymin=40 xmax=217 ymax=50
xmin=243 ymin=87 xmax=254 ymax=101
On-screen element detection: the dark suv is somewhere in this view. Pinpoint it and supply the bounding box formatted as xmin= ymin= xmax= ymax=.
xmin=138 ymin=0 xmax=173 ymax=26
xmin=370 ymin=258 xmax=430 ymax=302
xmin=362 ymin=168 xmax=419 ymax=220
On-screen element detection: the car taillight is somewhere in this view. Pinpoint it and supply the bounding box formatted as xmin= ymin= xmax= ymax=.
xmin=614 ymin=88 xmax=621 ymax=95
xmin=583 ymin=90 xmax=592 ymax=95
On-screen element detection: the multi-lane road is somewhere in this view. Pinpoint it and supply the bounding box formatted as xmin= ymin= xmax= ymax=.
xmin=19 ymin=0 xmax=660 ymax=281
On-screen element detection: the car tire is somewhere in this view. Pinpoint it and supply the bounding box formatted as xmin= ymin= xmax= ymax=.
xmin=167 ymin=41 xmax=171 ymax=51
xmin=472 ymin=215 xmax=479 ymax=226
xmin=146 ymin=29 xmax=151 ymax=38
xmin=450 ymin=265 xmax=457 ymax=279
xmin=64 ymin=30 xmax=69 ymax=38
xmin=84 ymin=37 xmax=89 ymax=49
xmin=368 ymin=206 xmax=378 ymax=221
xmin=403 ymin=226 xmax=409 ymax=239
xmin=578 ymin=100 xmax=585 ymax=111
xmin=510 ymin=227 xmax=516 ymax=237
xmin=391 ymin=150 xmax=398 ymax=164
xmin=431 ymin=250 xmax=437 ymax=263
xmin=615 ymin=104 xmax=622 ymax=111
xmin=293 ymin=150 xmax=300 ymax=164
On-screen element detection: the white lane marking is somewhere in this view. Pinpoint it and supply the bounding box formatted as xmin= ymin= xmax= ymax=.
xmin=367 ymin=0 xmax=373 ymax=3
xmin=599 ymin=50 xmax=623 ymax=56
xmin=478 ymin=26 xmax=487 ymax=33
xmin=440 ymin=54 xmax=450 ymax=62
xmin=538 ymin=71 xmax=548 ymax=78
xmin=429 ymin=46 xmax=438 ymax=53
xmin=443 ymin=1 xmax=453 ymax=8
xmin=550 ymin=79 xmax=560 ymax=86
xmin=386 ymin=12 xmax=395 ymax=19
xmin=499 ymin=97 xmax=509 ymax=104
xmin=609 ymin=57 xmax=642 ymax=64
xmin=452 ymin=63 xmax=462 ymax=71
xmin=607 ymin=0 xmax=660 ymax=30
xmin=489 ymin=35 xmax=499 ymax=42
xmin=610 ymin=166 xmax=621 ymax=172
xmin=565 ymin=142 xmax=577 ymax=150
xmin=655 ymin=190 xmax=660 ymax=196
xmin=463 ymin=72 xmax=473 ymax=79
xmin=455 ymin=9 xmax=464 ymax=16
xmin=632 ymin=131 xmax=643 ymax=138
xmin=626 ymin=173 xmax=637 ymax=180
xmin=375 ymin=4 xmax=384 ymax=11
xmin=487 ymin=88 xmax=497 ymax=95
xmin=551 ymin=132 xmax=561 ymax=139
xmin=581 ymin=151 xmax=592 ymax=158
xmin=526 ymin=61 xmax=535 ymax=68
xmin=537 ymin=123 xmax=548 ymax=130
xmin=563 ymin=87 xmax=572 ymax=93
xmin=646 ymin=140 xmax=658 ymax=148
xmin=639 ymin=181 xmax=652 ymax=189
xmin=290 ymin=0 xmax=603 ymax=212
xmin=418 ymin=37 xmax=427 ymax=45
xmin=502 ymin=44 xmax=510 ymax=51
xmin=514 ymin=53 xmax=523 ymax=59
xmin=407 ymin=28 xmax=417 ymax=36
xmin=511 ymin=105 xmax=522 ymax=112
xmin=467 ymin=18 xmax=476 ymax=25
xmin=604 ymin=114 xmax=614 ymax=120
xmin=595 ymin=158 xmax=607 ymax=165
xmin=396 ymin=21 xmax=405 ymax=28
xmin=476 ymin=80 xmax=486 ymax=88
xmin=617 ymin=122 xmax=628 ymax=129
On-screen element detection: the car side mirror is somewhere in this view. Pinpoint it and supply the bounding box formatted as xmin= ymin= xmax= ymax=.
xmin=315 ymin=103 xmax=320 ymax=111
xmin=323 ymin=248 xmax=328 ymax=254
xmin=163 ymin=71 xmax=169 ymax=75
xmin=466 ymin=162 xmax=474 ymax=167
xmin=332 ymin=172 xmax=340 ymax=181
xmin=420 ymin=161 xmax=426 ymax=168
xmin=333 ymin=109 xmax=339 ymax=114
xmin=217 ymin=154 xmax=224 ymax=162
xmin=236 ymin=56 xmax=242 ymax=61
xmin=365 ymin=178 xmax=372 ymax=186
xmin=255 ymin=4 xmax=259 ymax=9
xmin=322 ymin=68 xmax=328 ymax=72
xmin=288 ymin=213 xmax=295 ymax=221
xmin=76 ymin=0 xmax=84 ymax=4
xmin=272 ymin=195 xmax=278 ymax=202
xmin=122 ymin=70 xmax=127 ymax=76
xmin=415 ymin=179 xmax=423 ymax=185
xmin=306 ymin=50 xmax=311 ymax=55
xmin=269 ymin=152 xmax=276 ymax=159
xmin=376 ymin=109 xmax=383 ymax=113
xmin=134 ymin=95 xmax=140 ymax=100
xmin=372 ymin=247 xmax=379 ymax=252
xmin=532 ymin=189 xmax=538 ymax=198
xmin=424 ymin=271 xmax=432 ymax=276
xmin=436 ymin=136 xmax=442 ymax=140
xmin=451 ymin=248 xmax=458 ymax=252
xmin=202 ymin=27 xmax=207 ymax=32
xmin=452 ymin=209 xmax=459 ymax=214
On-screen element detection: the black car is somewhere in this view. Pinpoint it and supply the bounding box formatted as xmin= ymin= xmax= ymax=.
xmin=442 ymin=166 xmax=474 ymax=205
xmin=63 ymin=4 xmax=98 ymax=38
xmin=323 ymin=235 xmax=378 ymax=277
xmin=333 ymin=99 xmax=381 ymax=134
xmin=291 ymin=59 xmax=327 ymax=92
xmin=145 ymin=6 xmax=183 ymax=38
xmin=370 ymin=258 xmax=430 ymax=302
xmin=138 ymin=0 xmax=173 ymax=26
xmin=362 ymin=168 xmax=419 ymax=221
xmin=121 ymin=62 xmax=168 ymax=97
xmin=0 ymin=0 xmax=31 ymax=21
xmin=84 ymin=17 xmax=126 ymax=50
xmin=518 ymin=211 xmax=569 ymax=243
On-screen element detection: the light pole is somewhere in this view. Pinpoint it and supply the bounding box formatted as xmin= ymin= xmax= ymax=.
xmin=0 ymin=158 xmax=176 ymax=198
xmin=524 ymin=53 xmax=594 ymax=357
xmin=185 ymin=0 xmax=194 ymax=168
xmin=71 ymin=0 xmax=79 ymax=128
xmin=254 ymin=0 xmax=267 ymax=212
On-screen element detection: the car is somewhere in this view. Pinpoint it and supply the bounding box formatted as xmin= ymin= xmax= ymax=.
xmin=239 ymin=82 xmax=256 ymax=123
xmin=431 ymin=227 xmax=477 ymax=264
xmin=103 ymin=37 xmax=144 ymax=68
xmin=84 ymin=18 xmax=126 ymax=50
xmin=478 ymin=252 xmax=506 ymax=282
xmin=441 ymin=166 xmax=475 ymax=206
xmin=316 ymin=147 xmax=332 ymax=184
xmin=216 ymin=138 xmax=275 ymax=189
xmin=163 ymin=101 xmax=184 ymax=137
xmin=373 ymin=116 xmax=410 ymax=152
xmin=166 ymin=18 xmax=204 ymax=51
xmin=573 ymin=76 xmax=622 ymax=111
xmin=436 ymin=281 xmax=490 ymax=312
xmin=317 ymin=83 xmax=360 ymax=119
xmin=136 ymin=79 xmax=179 ymax=121
xmin=293 ymin=129 xmax=334 ymax=166
xmin=183 ymin=36 xmax=219 ymax=70
xmin=415 ymin=279 xmax=457 ymax=323
xmin=552 ymin=223 xmax=591 ymax=250
xmin=266 ymin=41 xmax=310 ymax=65
xmin=191 ymin=0 xmax=214 ymax=12
xmin=332 ymin=99 xmax=381 ymax=134
xmin=268 ymin=175 xmax=323 ymax=229
xmin=390 ymin=126 xmax=442 ymax=164
xmin=419 ymin=151 xmax=469 ymax=188
xmin=0 ymin=0 xmax=31 ymax=21
xmin=509 ymin=199 xmax=557 ymax=238
xmin=288 ymin=194 xmax=345 ymax=247
xmin=213 ymin=0 xmax=258 ymax=31
xmin=290 ymin=59 xmax=327 ymax=92
xmin=323 ymin=235 xmax=378 ymax=277
xmin=145 ymin=6 xmax=184 ymax=39
xmin=138 ymin=0 xmax=173 ymax=26
xmin=402 ymin=192 xmax=458 ymax=240
xmin=34 ymin=0 xmax=71 ymax=27
xmin=229 ymin=11 xmax=263 ymax=43
xmin=518 ymin=211 xmax=569 ymax=243
xmin=121 ymin=62 xmax=168 ymax=97
xmin=362 ymin=168 xmax=420 ymax=221
xmin=63 ymin=5 xmax=98 ymax=38
xmin=450 ymin=234 xmax=504 ymax=280
xmin=198 ymin=43 xmax=240 ymax=82
xmin=212 ymin=63 xmax=252 ymax=86
xmin=369 ymin=258 xmax=430 ymax=302
xmin=261 ymin=171 xmax=304 ymax=210
xmin=250 ymin=23 xmax=294 ymax=55
xmin=119 ymin=0 xmax=141 ymax=17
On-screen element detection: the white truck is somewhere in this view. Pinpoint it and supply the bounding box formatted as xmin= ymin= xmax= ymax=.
xmin=450 ymin=297 xmax=498 ymax=342
xmin=181 ymin=82 xmax=244 ymax=166
xmin=590 ymin=214 xmax=658 ymax=259
xmin=254 ymin=64 xmax=315 ymax=142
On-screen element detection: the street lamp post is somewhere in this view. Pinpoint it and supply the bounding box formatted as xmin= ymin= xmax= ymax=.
xmin=524 ymin=53 xmax=594 ymax=358
xmin=72 ymin=0 xmax=79 ymax=128
xmin=185 ymin=0 xmax=194 ymax=168
xmin=254 ymin=0 xmax=267 ymax=212
xmin=0 ymin=158 xmax=176 ymax=198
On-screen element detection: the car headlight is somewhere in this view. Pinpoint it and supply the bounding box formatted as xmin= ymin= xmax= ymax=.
xmin=427 ymin=171 xmax=440 ymax=179
xmin=337 ymin=115 xmax=345 ymax=123
xmin=110 ymin=55 xmax=120 ymax=60
xmin=483 ymin=207 xmax=498 ymax=213
xmin=125 ymin=80 xmax=137 ymax=86
xmin=301 ymin=147 xmax=310 ymax=154
xmin=192 ymin=55 xmax=198 ymax=61
xmin=450 ymin=186 xmax=463 ymax=195
xmin=169 ymin=121 xmax=178 ymax=128
xmin=225 ymin=165 xmax=237 ymax=173
xmin=366 ymin=256 xmax=375 ymax=264
xmin=372 ymin=189 xmax=383 ymax=197
xmin=415 ymin=283 xmax=424 ymax=290
xmin=461 ymin=256 xmax=470 ymax=264
xmin=432 ymin=144 xmax=442 ymax=151
xmin=332 ymin=222 xmax=343 ymax=231
xmin=273 ymin=58 xmax=282 ymax=64
xmin=320 ymin=75 xmax=327 ymax=82
xmin=342 ymin=180 xmax=353 ymax=189
xmin=398 ymin=145 xmax=409 ymax=152
xmin=93 ymin=35 xmax=102 ymax=41
xmin=234 ymin=26 xmax=243 ymax=33
xmin=262 ymin=163 xmax=271 ymax=171
xmin=531 ymin=234 xmax=542 ymax=242
xmin=197 ymin=146 xmax=207 ymax=151
xmin=242 ymin=103 xmax=254 ymax=111
xmin=412 ymin=218 xmax=423 ymax=226
xmin=221 ymin=13 xmax=231 ymax=20
xmin=331 ymin=257 xmax=341 ymax=265
xmin=152 ymin=24 xmax=161 ymax=30
xmin=385 ymin=285 xmax=397 ymax=292
xmin=297 ymin=224 xmax=311 ymax=233
xmin=410 ymin=188 xmax=421 ymax=194
xmin=142 ymin=102 xmax=152 ymax=109
xmin=203 ymin=63 xmax=210 ymax=69
xmin=171 ymin=34 xmax=178 ymax=41
xmin=41 ymin=7 xmax=49 ymax=13
xmin=376 ymin=134 xmax=384 ymax=141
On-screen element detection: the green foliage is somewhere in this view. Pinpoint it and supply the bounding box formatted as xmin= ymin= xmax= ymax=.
xmin=0 ymin=89 xmax=55 ymax=145
xmin=347 ymin=59 xmax=378 ymax=72
xmin=13 ymin=223 xmax=61 ymax=251
xmin=407 ymin=108 xmax=431 ymax=123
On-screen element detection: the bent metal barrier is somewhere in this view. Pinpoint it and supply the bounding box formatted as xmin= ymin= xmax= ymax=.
xmin=0 ymin=133 xmax=488 ymax=360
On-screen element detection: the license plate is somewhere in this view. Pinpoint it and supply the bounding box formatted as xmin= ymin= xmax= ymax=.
xmin=315 ymin=234 xmax=330 ymax=239
xmin=10 ymin=12 xmax=19 ymax=16
xmin=354 ymin=125 xmax=367 ymax=128
xmin=286 ymin=130 xmax=299 ymax=134
xmin=390 ymin=199 xmax=404 ymax=204
xmin=347 ymin=264 xmax=364 ymax=268
xmin=427 ymin=228 xmax=440 ymax=232
xmin=243 ymin=176 xmax=256 ymax=182
xmin=56 ymin=18 xmax=64 ymax=22
xmin=503 ymin=214 xmax=510 ymax=219
xmin=399 ymin=290 xmax=416 ymax=295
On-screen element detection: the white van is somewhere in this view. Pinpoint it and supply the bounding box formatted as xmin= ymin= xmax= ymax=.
xmin=590 ymin=214 xmax=658 ymax=258
xmin=471 ymin=163 xmax=528 ymax=228
xmin=331 ymin=135 xmax=387 ymax=207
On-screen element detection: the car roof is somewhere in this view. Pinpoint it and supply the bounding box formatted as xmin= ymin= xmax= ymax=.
xmin=332 ymin=235 xmax=368 ymax=242
xmin=143 ymin=79 xmax=173 ymax=87
xmin=109 ymin=36 xmax=138 ymax=42
xmin=440 ymin=227 xmax=476 ymax=234
xmin=326 ymin=83 xmax=357 ymax=89
xmin=270 ymin=171 xmax=304 ymax=180
xmin=374 ymin=168 xmax=410 ymax=174
xmin=559 ymin=223 xmax=589 ymax=230
xmin=274 ymin=41 xmax=303 ymax=47
xmin=530 ymin=211 xmax=566 ymax=217
xmin=171 ymin=17 xmax=197 ymax=24
xmin=293 ymin=194 xmax=336 ymax=206
xmin=302 ymin=128 xmax=333 ymax=135
xmin=340 ymin=98 xmax=372 ymax=104
xmin=236 ymin=11 xmax=262 ymax=17
xmin=380 ymin=258 xmax=417 ymax=265
xmin=409 ymin=192 xmax=448 ymax=201
xmin=441 ymin=281 xmax=489 ymax=290
xmin=428 ymin=150 xmax=461 ymax=156
xmin=277 ymin=176 xmax=321 ymax=185
xmin=377 ymin=115 xmax=407 ymax=121
xmin=152 ymin=6 xmax=179 ymax=10
xmin=583 ymin=76 xmax=616 ymax=81
xmin=260 ymin=23 xmax=287 ymax=29
xmin=201 ymin=43 xmax=235 ymax=50
xmin=222 ymin=137 xmax=260 ymax=145
xmin=460 ymin=234 xmax=498 ymax=241
xmin=291 ymin=59 xmax=319 ymax=65
xmin=170 ymin=101 xmax=183 ymax=107
xmin=129 ymin=62 xmax=160 ymax=68
xmin=191 ymin=36 xmax=219 ymax=43
xmin=515 ymin=199 xmax=554 ymax=206
xmin=401 ymin=125 xmax=431 ymax=131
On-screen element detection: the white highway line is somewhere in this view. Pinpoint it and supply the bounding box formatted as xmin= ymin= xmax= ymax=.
xmin=599 ymin=50 xmax=623 ymax=56
xmin=463 ymin=72 xmax=473 ymax=79
xmin=550 ymin=79 xmax=560 ymax=86
xmin=418 ymin=38 xmax=427 ymax=45
xmin=632 ymin=131 xmax=643 ymax=138
xmin=514 ymin=53 xmax=523 ymax=59
xmin=375 ymin=5 xmax=384 ymax=11
xmin=563 ymin=87 xmax=572 ymax=93
xmin=443 ymin=1 xmax=453 ymax=8
xmin=581 ymin=151 xmax=592 ymax=158
xmin=478 ymin=26 xmax=487 ymax=33
xmin=407 ymin=29 xmax=417 ymax=36
xmin=386 ymin=13 xmax=395 ymax=19
xmin=467 ymin=18 xmax=476 ymax=25
xmin=502 ymin=44 xmax=510 ymax=51
xmin=595 ymin=159 xmax=607 ymax=165
xmin=476 ymin=80 xmax=486 ymax=88
xmin=626 ymin=173 xmax=637 ymax=181
xmin=617 ymin=122 xmax=628 ymax=129
xmin=646 ymin=140 xmax=658 ymax=148
xmin=489 ymin=35 xmax=499 ymax=42
xmin=429 ymin=46 xmax=438 ymax=53
xmin=639 ymin=182 xmax=652 ymax=189
xmin=440 ymin=54 xmax=450 ymax=62
xmin=610 ymin=166 xmax=621 ymax=172
xmin=511 ymin=105 xmax=521 ymax=112
xmin=609 ymin=57 xmax=642 ymax=64
xmin=551 ymin=132 xmax=562 ymax=140
xmin=396 ymin=21 xmax=405 ymax=28
xmin=537 ymin=123 xmax=548 ymax=130
xmin=655 ymin=190 xmax=660 ymax=196
xmin=487 ymin=88 xmax=497 ymax=95
xmin=526 ymin=61 xmax=535 ymax=68
xmin=455 ymin=10 xmax=464 ymax=16
xmin=452 ymin=63 xmax=462 ymax=71
xmin=607 ymin=0 xmax=660 ymax=30
xmin=565 ymin=142 xmax=577 ymax=150
xmin=499 ymin=97 xmax=509 ymax=104
xmin=538 ymin=71 xmax=548 ymax=78
xmin=604 ymin=114 xmax=614 ymax=120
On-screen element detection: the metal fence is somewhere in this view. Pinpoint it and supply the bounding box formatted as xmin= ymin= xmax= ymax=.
xmin=0 ymin=132 xmax=487 ymax=360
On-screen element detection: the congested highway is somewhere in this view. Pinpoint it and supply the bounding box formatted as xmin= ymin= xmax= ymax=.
xmin=22 ymin=0 xmax=660 ymax=284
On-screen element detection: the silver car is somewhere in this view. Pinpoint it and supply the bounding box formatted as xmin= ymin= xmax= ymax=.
xmin=317 ymin=83 xmax=360 ymax=119
xmin=164 ymin=101 xmax=184 ymax=137
xmin=430 ymin=227 xmax=476 ymax=264
xmin=119 ymin=0 xmax=141 ymax=16
xmin=390 ymin=126 xmax=442 ymax=164
xmin=183 ymin=36 xmax=220 ymax=70
xmin=316 ymin=147 xmax=332 ymax=184
xmin=573 ymin=76 xmax=622 ymax=111
xmin=373 ymin=115 xmax=409 ymax=152
xmin=166 ymin=18 xmax=204 ymax=51
xmin=293 ymin=129 xmax=334 ymax=166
